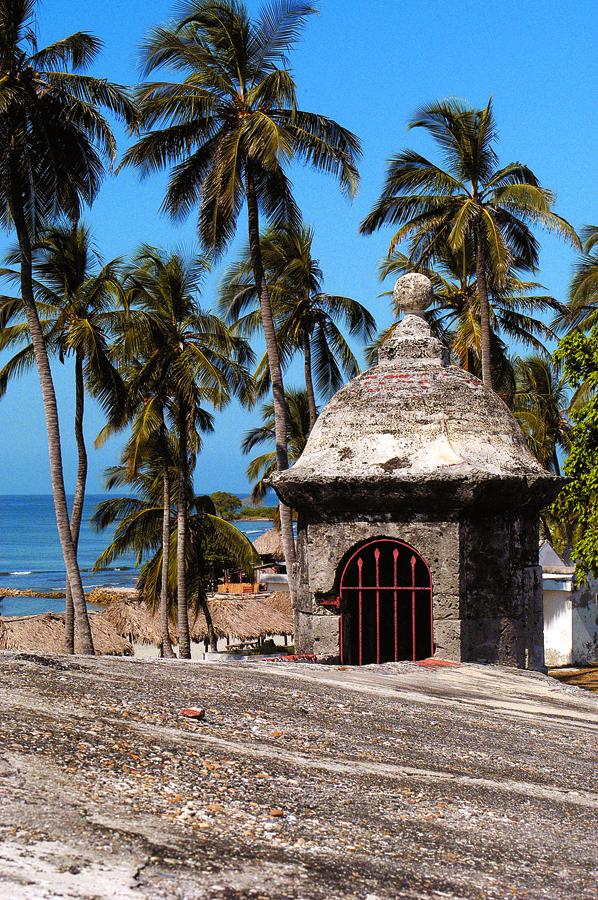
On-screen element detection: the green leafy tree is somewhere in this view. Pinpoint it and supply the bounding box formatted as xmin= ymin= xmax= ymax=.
xmin=210 ymin=491 xmax=242 ymax=520
xmin=242 ymin=387 xmax=311 ymax=502
xmin=552 ymin=326 xmax=598 ymax=579
xmin=122 ymin=0 xmax=361 ymax=579
xmin=0 ymin=0 xmax=134 ymax=653
xmin=360 ymin=98 xmax=578 ymax=390
xmin=0 ymin=223 xmax=125 ymax=652
xmin=220 ymin=224 xmax=375 ymax=430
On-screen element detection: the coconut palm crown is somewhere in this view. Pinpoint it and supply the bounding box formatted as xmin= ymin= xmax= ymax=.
xmin=555 ymin=225 xmax=598 ymax=333
xmin=105 ymin=247 xmax=254 ymax=658
xmin=360 ymin=98 xmax=579 ymax=389
xmin=370 ymin=244 xmax=561 ymax=396
xmin=219 ymin=224 xmax=376 ymax=429
xmin=242 ymin=387 xmax=311 ymax=502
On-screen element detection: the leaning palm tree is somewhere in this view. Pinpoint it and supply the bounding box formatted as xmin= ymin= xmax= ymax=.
xmin=369 ymin=244 xmax=560 ymax=398
xmin=360 ymin=98 xmax=579 ymax=390
xmin=242 ymin=388 xmax=311 ymax=502
xmin=0 ymin=0 xmax=135 ymax=653
xmin=122 ymin=0 xmax=361 ymax=580
xmin=0 ymin=223 xmax=125 ymax=652
xmin=220 ymin=224 xmax=376 ymax=430
xmin=110 ymin=248 xmax=253 ymax=658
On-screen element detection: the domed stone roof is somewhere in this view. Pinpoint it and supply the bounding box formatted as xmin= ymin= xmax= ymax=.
xmin=272 ymin=277 xmax=561 ymax=513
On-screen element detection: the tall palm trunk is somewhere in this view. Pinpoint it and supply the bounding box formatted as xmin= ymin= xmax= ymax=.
xmin=160 ymin=470 xmax=176 ymax=658
xmin=302 ymin=332 xmax=318 ymax=432
xmin=244 ymin=167 xmax=296 ymax=583
xmin=552 ymin=449 xmax=561 ymax=477
xmin=200 ymin=596 xmax=217 ymax=652
xmin=65 ymin=351 xmax=88 ymax=653
xmin=474 ymin=221 xmax=493 ymax=390
xmin=177 ymin=404 xmax=191 ymax=659
xmin=11 ymin=193 xmax=94 ymax=654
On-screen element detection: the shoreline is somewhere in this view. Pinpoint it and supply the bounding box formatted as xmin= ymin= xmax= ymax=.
xmin=0 ymin=585 xmax=138 ymax=603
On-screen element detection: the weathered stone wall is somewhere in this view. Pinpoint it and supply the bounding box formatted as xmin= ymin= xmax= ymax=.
xmin=295 ymin=508 xmax=546 ymax=669
xmin=459 ymin=512 xmax=544 ymax=668
xmin=296 ymin=515 xmax=462 ymax=661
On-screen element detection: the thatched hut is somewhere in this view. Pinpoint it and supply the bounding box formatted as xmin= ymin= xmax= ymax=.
xmin=253 ymin=528 xmax=285 ymax=562
xmin=189 ymin=594 xmax=293 ymax=643
xmin=0 ymin=612 xmax=133 ymax=656
xmin=98 ymin=593 xmax=293 ymax=653
xmin=99 ymin=599 xmax=171 ymax=647
xmin=262 ymin=591 xmax=293 ymax=618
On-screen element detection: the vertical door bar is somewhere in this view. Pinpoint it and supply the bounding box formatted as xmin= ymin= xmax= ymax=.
xmin=374 ymin=548 xmax=381 ymax=664
xmin=411 ymin=555 xmax=416 ymax=661
xmin=339 ymin=599 xmax=343 ymax=664
xmin=357 ymin=556 xmax=363 ymax=666
xmin=429 ymin=584 xmax=434 ymax=659
xmin=393 ymin=548 xmax=399 ymax=661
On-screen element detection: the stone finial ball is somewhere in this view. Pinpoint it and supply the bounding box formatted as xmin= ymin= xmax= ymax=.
xmin=393 ymin=273 xmax=433 ymax=315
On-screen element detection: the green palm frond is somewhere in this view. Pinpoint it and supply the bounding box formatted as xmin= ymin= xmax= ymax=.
xmin=124 ymin=0 xmax=360 ymax=255
xmin=359 ymin=96 xmax=577 ymax=390
xmin=242 ymin=387 xmax=310 ymax=498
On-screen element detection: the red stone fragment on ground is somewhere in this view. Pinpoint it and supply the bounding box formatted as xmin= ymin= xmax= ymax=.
xmin=416 ymin=658 xmax=460 ymax=668
xmin=179 ymin=707 xmax=206 ymax=719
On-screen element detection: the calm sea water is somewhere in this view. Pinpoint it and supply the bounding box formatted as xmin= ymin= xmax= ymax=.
xmin=0 ymin=494 xmax=270 ymax=617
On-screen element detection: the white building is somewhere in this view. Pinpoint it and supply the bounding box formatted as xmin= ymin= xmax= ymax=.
xmin=541 ymin=541 xmax=598 ymax=667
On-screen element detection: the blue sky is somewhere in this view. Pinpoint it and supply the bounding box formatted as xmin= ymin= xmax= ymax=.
xmin=0 ymin=0 xmax=596 ymax=494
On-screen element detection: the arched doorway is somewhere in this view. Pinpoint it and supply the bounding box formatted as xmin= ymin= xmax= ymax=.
xmin=338 ymin=538 xmax=433 ymax=665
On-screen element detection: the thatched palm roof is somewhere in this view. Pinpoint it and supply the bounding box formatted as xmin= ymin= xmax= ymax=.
xmin=262 ymin=591 xmax=293 ymax=618
xmin=190 ymin=595 xmax=293 ymax=642
xmin=99 ymin=600 xmax=168 ymax=646
xmin=0 ymin=612 xmax=133 ymax=656
xmin=99 ymin=593 xmax=293 ymax=647
xmin=253 ymin=528 xmax=285 ymax=560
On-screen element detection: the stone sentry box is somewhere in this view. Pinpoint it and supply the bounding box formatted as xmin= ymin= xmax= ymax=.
xmin=272 ymin=274 xmax=562 ymax=670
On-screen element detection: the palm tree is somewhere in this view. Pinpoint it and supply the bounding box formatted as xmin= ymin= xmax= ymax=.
xmin=220 ymin=224 xmax=376 ymax=430
xmin=511 ymin=355 xmax=575 ymax=558
xmin=0 ymin=0 xmax=134 ymax=653
xmin=511 ymin=355 xmax=571 ymax=475
xmin=122 ymin=0 xmax=361 ymax=580
xmin=0 ymin=223 xmax=125 ymax=652
xmin=360 ymin=98 xmax=579 ymax=390
xmin=555 ymin=225 xmax=598 ymax=332
xmin=369 ymin=244 xmax=560 ymax=401
xmin=242 ymin=388 xmax=311 ymax=502
xmin=111 ymin=248 xmax=253 ymax=658
xmin=93 ymin=462 xmax=258 ymax=653
xmin=115 ymin=423 xmax=179 ymax=658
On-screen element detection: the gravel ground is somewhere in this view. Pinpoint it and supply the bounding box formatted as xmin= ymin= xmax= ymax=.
xmin=0 ymin=653 xmax=596 ymax=899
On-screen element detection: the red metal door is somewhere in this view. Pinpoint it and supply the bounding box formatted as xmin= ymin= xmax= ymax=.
xmin=338 ymin=538 xmax=433 ymax=665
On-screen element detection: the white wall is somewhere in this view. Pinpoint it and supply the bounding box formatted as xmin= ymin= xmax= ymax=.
xmin=544 ymin=591 xmax=573 ymax=667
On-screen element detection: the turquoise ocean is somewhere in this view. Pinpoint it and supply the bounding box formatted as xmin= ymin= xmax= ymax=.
xmin=0 ymin=495 xmax=271 ymax=617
